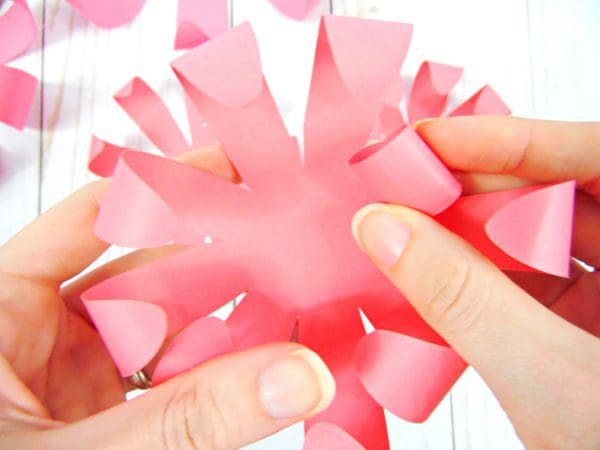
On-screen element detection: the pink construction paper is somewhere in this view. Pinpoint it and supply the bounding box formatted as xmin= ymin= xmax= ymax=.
xmin=304 ymin=422 xmax=366 ymax=450
xmin=65 ymin=0 xmax=146 ymax=28
xmin=0 ymin=0 xmax=37 ymax=64
xmin=114 ymin=77 xmax=190 ymax=156
xmin=153 ymin=316 xmax=233 ymax=385
xmin=449 ymin=84 xmax=510 ymax=116
xmin=356 ymin=330 xmax=466 ymax=423
xmin=88 ymin=136 xmax=130 ymax=177
xmin=0 ymin=65 xmax=37 ymax=129
xmin=85 ymin=16 xmax=576 ymax=448
xmin=84 ymin=299 xmax=167 ymax=377
xmin=270 ymin=0 xmax=322 ymax=20
xmin=408 ymin=61 xmax=463 ymax=123
xmin=175 ymin=0 xmax=229 ymax=49
xmin=436 ymin=182 xmax=575 ymax=277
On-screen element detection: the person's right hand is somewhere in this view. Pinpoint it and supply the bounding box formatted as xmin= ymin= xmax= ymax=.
xmin=352 ymin=117 xmax=600 ymax=450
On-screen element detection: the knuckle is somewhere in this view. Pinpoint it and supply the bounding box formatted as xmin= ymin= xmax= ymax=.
xmin=419 ymin=256 xmax=490 ymax=335
xmin=162 ymin=383 xmax=238 ymax=450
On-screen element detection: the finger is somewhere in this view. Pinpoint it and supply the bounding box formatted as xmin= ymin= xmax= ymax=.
xmin=417 ymin=116 xmax=600 ymax=200
xmin=0 ymin=145 xmax=235 ymax=288
xmin=352 ymin=203 xmax=600 ymax=433
xmin=44 ymin=343 xmax=335 ymax=450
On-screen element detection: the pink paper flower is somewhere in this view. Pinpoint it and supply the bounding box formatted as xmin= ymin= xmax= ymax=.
xmin=83 ymin=16 xmax=574 ymax=449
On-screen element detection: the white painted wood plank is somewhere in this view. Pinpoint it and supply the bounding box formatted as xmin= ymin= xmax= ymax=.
xmin=527 ymin=0 xmax=600 ymax=120
xmin=0 ymin=0 xmax=43 ymax=244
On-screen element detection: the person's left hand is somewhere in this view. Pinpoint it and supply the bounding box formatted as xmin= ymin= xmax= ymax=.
xmin=0 ymin=147 xmax=335 ymax=450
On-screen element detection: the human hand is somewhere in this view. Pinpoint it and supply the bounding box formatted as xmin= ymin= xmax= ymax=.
xmin=352 ymin=116 xmax=600 ymax=450
xmin=0 ymin=147 xmax=334 ymax=450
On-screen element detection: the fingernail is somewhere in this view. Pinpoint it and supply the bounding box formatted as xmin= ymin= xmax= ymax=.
xmin=259 ymin=348 xmax=335 ymax=420
xmin=352 ymin=205 xmax=410 ymax=268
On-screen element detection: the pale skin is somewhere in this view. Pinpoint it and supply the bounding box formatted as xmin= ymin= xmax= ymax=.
xmin=0 ymin=116 xmax=598 ymax=449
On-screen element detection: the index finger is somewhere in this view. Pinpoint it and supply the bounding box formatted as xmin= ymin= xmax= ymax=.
xmin=417 ymin=116 xmax=600 ymax=200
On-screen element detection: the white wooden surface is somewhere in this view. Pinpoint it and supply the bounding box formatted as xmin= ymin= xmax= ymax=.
xmin=1 ymin=0 xmax=599 ymax=448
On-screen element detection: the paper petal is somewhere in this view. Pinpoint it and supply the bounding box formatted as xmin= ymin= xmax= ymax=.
xmin=350 ymin=125 xmax=461 ymax=215
xmin=172 ymin=22 xmax=262 ymax=109
xmin=183 ymin=91 xmax=218 ymax=149
xmin=83 ymin=246 xmax=250 ymax=334
xmin=153 ymin=316 xmax=233 ymax=384
xmin=449 ymin=84 xmax=510 ymax=116
xmin=355 ymin=330 xmax=466 ymax=423
xmin=270 ymin=0 xmax=321 ymax=20
xmin=66 ymin=0 xmax=146 ymax=28
xmin=88 ymin=136 xmax=131 ymax=177
xmin=0 ymin=65 xmax=37 ymax=129
xmin=84 ymin=299 xmax=167 ymax=376
xmin=0 ymin=0 xmax=37 ymax=64
xmin=95 ymin=151 xmax=248 ymax=247
xmin=175 ymin=0 xmax=229 ymax=49
xmin=304 ymin=422 xmax=365 ymax=450
xmin=173 ymin=22 xmax=300 ymax=187
xmin=408 ymin=61 xmax=463 ymax=122
xmin=436 ymin=182 xmax=575 ymax=275
xmin=300 ymin=307 xmax=389 ymax=450
xmin=304 ymin=17 xmax=412 ymax=168
xmin=114 ymin=77 xmax=190 ymax=156
xmin=486 ymin=181 xmax=575 ymax=277
xmin=226 ymin=292 xmax=297 ymax=351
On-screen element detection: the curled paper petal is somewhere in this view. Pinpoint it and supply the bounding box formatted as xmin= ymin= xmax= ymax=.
xmin=153 ymin=316 xmax=233 ymax=385
xmin=84 ymin=299 xmax=167 ymax=377
xmin=270 ymin=0 xmax=322 ymax=20
xmin=88 ymin=136 xmax=130 ymax=177
xmin=350 ymin=125 xmax=461 ymax=215
xmin=449 ymin=84 xmax=510 ymax=116
xmin=175 ymin=0 xmax=229 ymax=49
xmin=304 ymin=422 xmax=366 ymax=450
xmin=172 ymin=22 xmax=263 ymax=109
xmin=436 ymin=182 xmax=575 ymax=276
xmin=408 ymin=61 xmax=463 ymax=122
xmin=65 ymin=0 xmax=146 ymax=28
xmin=486 ymin=181 xmax=575 ymax=277
xmin=0 ymin=65 xmax=37 ymax=129
xmin=83 ymin=246 xmax=251 ymax=333
xmin=0 ymin=0 xmax=37 ymax=64
xmin=355 ymin=330 xmax=466 ymax=423
xmin=304 ymin=17 xmax=412 ymax=169
xmin=114 ymin=78 xmax=190 ymax=156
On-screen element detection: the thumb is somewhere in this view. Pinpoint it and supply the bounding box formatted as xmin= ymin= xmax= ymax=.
xmin=46 ymin=343 xmax=335 ymax=450
xmin=351 ymin=204 xmax=600 ymax=422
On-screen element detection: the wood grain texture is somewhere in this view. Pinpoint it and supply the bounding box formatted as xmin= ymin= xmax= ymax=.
xmin=0 ymin=0 xmax=598 ymax=449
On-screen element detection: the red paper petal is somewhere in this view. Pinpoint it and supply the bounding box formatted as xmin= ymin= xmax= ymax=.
xmin=449 ymin=84 xmax=510 ymax=116
xmin=486 ymin=181 xmax=575 ymax=277
xmin=114 ymin=77 xmax=190 ymax=156
xmin=175 ymin=0 xmax=229 ymax=50
xmin=304 ymin=422 xmax=365 ymax=450
xmin=408 ymin=61 xmax=463 ymax=122
xmin=355 ymin=330 xmax=466 ymax=423
xmin=84 ymin=299 xmax=167 ymax=376
xmin=0 ymin=0 xmax=37 ymax=64
xmin=88 ymin=136 xmax=131 ymax=177
xmin=350 ymin=125 xmax=461 ymax=215
xmin=153 ymin=316 xmax=233 ymax=384
xmin=0 ymin=65 xmax=37 ymax=129
xmin=66 ymin=0 xmax=146 ymax=28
